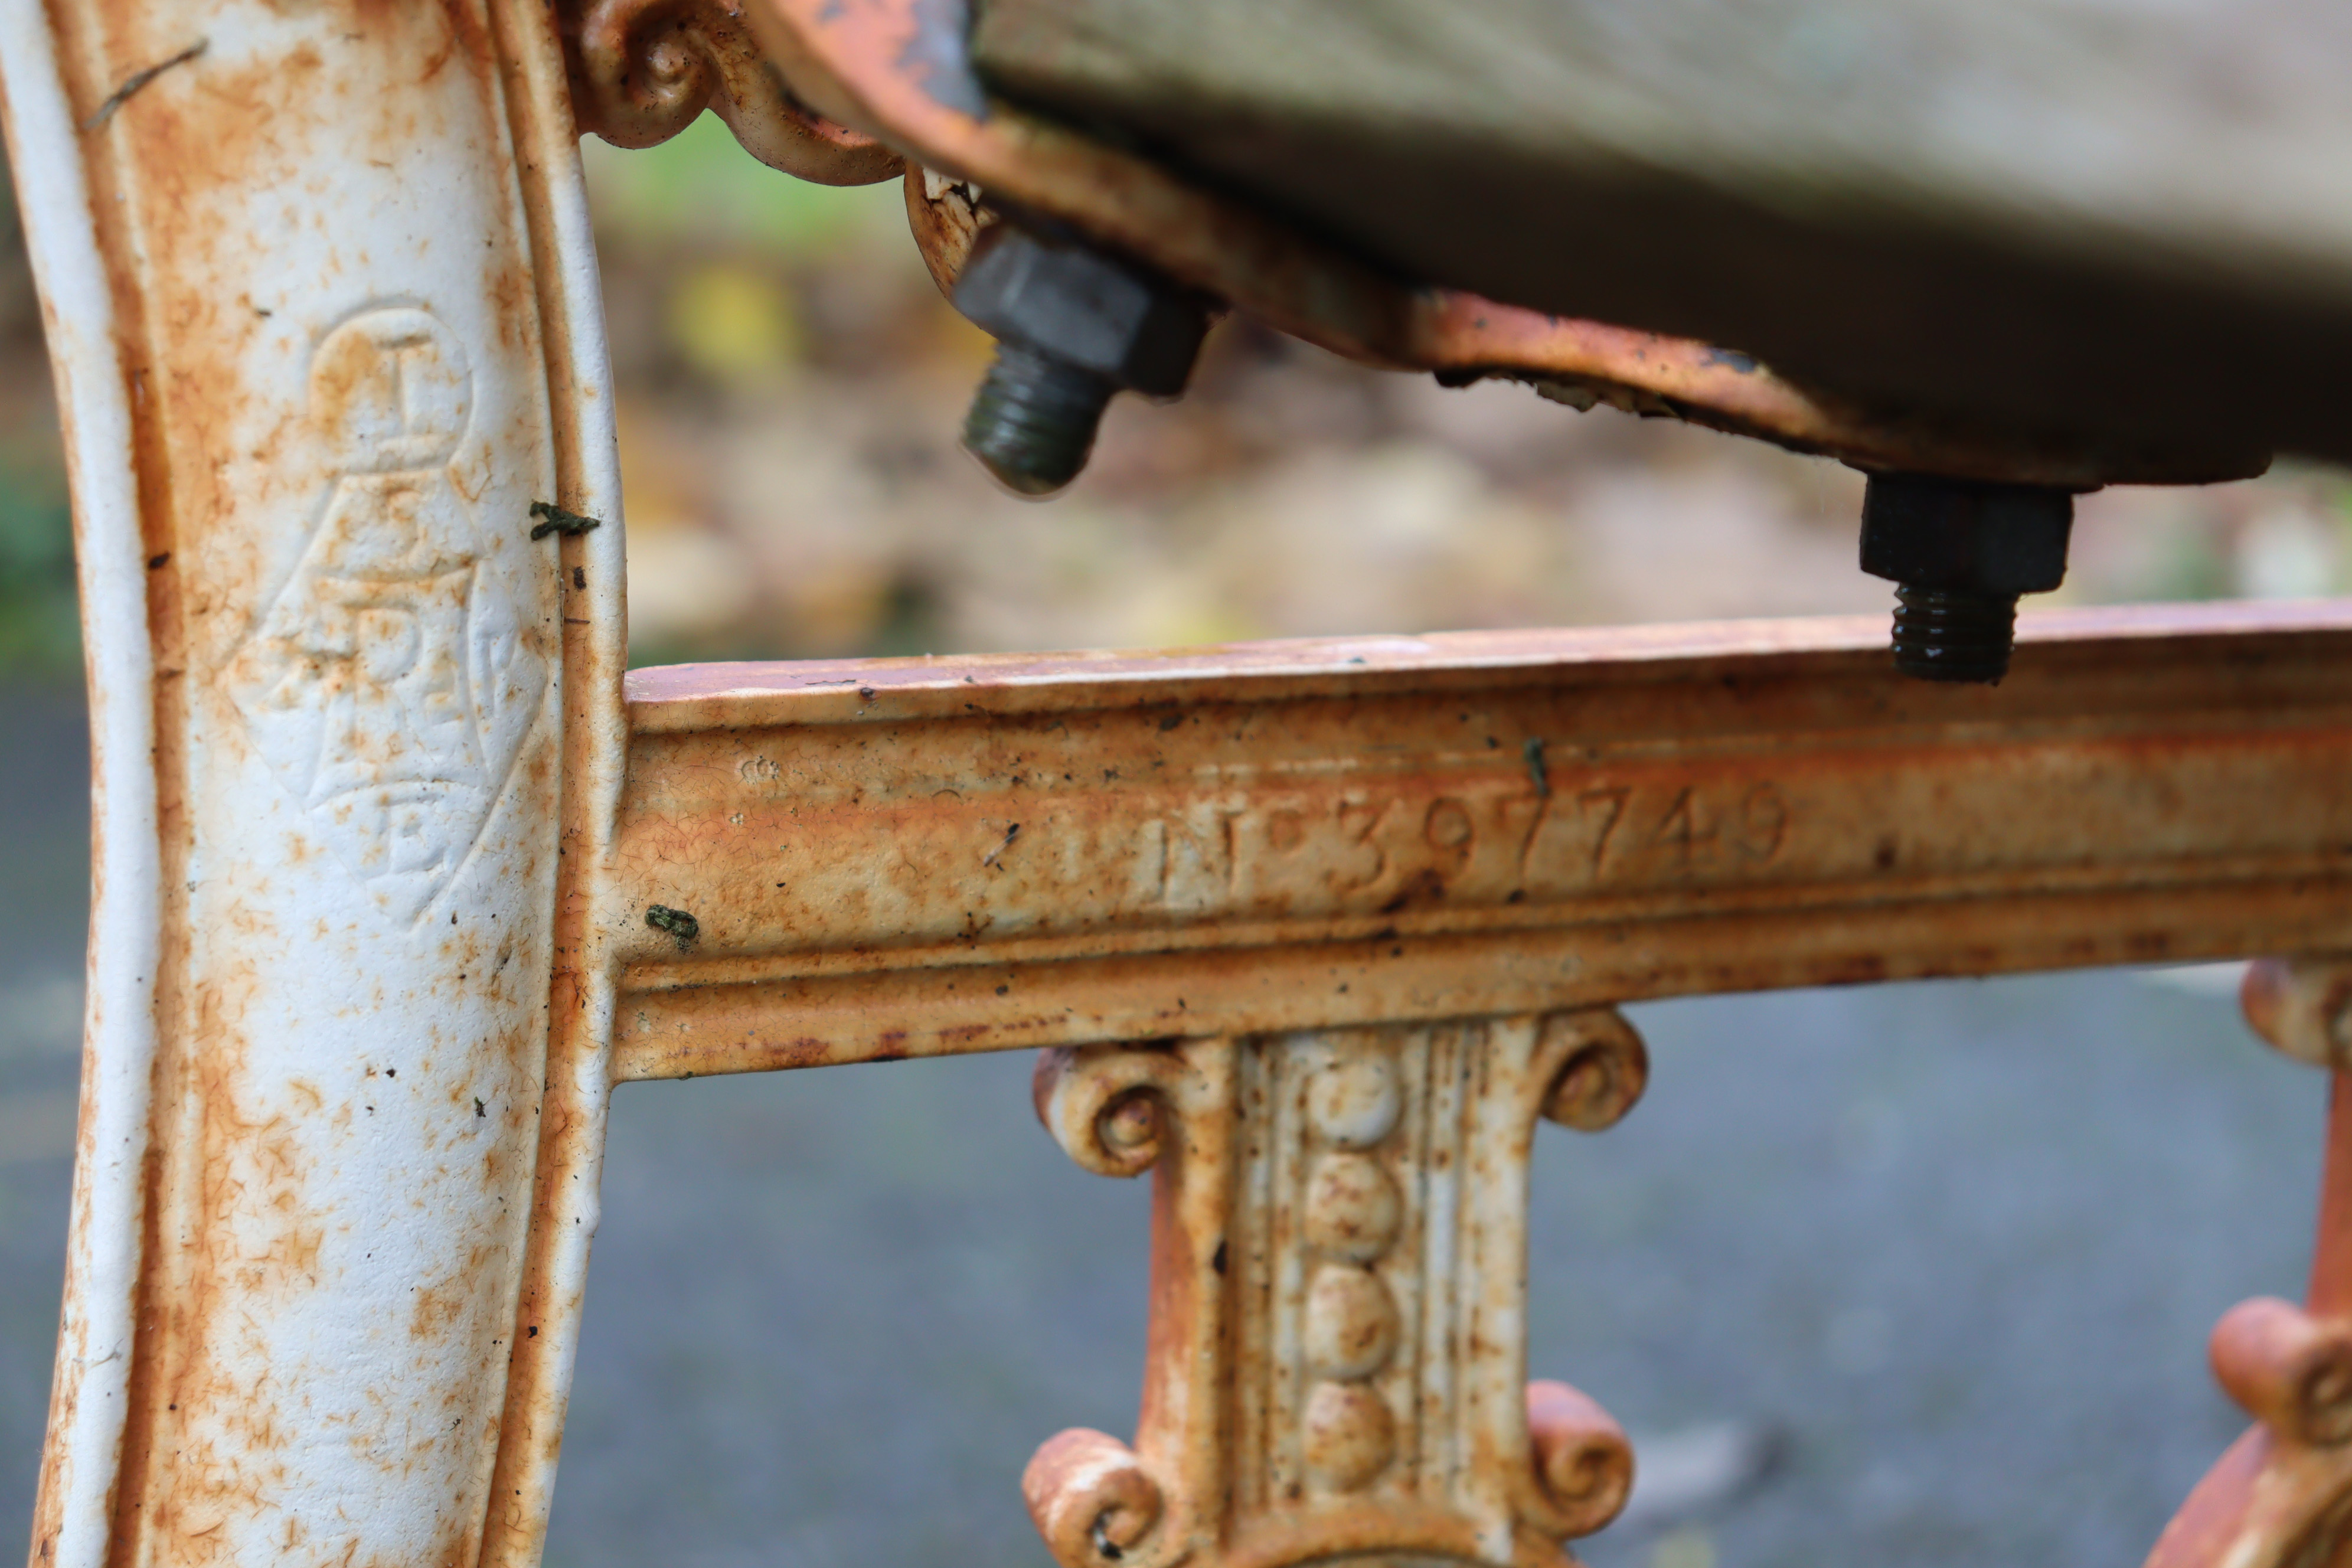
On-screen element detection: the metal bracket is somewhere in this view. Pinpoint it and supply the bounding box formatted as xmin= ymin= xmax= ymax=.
xmin=2150 ymin=959 xmax=2352 ymax=1568
xmin=1025 ymin=1011 xmax=1645 ymax=1568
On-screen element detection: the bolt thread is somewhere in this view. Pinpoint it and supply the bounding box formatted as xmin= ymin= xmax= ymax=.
xmin=962 ymin=341 xmax=1115 ymax=496
xmin=1890 ymin=586 xmax=2018 ymax=684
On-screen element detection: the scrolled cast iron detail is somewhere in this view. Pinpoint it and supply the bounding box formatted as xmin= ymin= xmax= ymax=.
xmin=2212 ymin=1298 xmax=2352 ymax=1447
xmin=2145 ymin=956 xmax=2352 ymax=1568
xmin=561 ymin=0 xmax=899 ymax=184
xmin=1522 ymin=1380 xmax=1636 ymax=1540
xmin=1023 ymin=1018 xmax=1647 ymax=1568
xmin=1023 ymin=1428 xmax=1171 ymax=1568
xmin=1538 ymin=1007 xmax=1650 ymax=1132
xmin=2242 ymin=956 xmax=2352 ymax=1070
xmin=1031 ymin=1042 xmax=1192 ymax=1178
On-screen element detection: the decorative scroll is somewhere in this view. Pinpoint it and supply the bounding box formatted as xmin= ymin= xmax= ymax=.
xmin=2148 ymin=958 xmax=2352 ymax=1568
xmin=559 ymin=0 xmax=899 ymax=184
xmin=1027 ymin=1008 xmax=1646 ymax=1568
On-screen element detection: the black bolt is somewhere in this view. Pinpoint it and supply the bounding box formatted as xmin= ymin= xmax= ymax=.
xmin=1860 ymin=473 xmax=2076 ymax=684
xmin=1888 ymin=586 xmax=2020 ymax=683
xmin=962 ymin=342 xmax=1115 ymax=496
xmin=952 ymin=222 xmax=1209 ymax=497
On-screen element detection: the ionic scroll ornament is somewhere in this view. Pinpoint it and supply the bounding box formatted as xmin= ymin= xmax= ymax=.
xmin=1024 ymin=1429 xmax=1171 ymax=1568
xmin=1538 ymin=1008 xmax=1648 ymax=1132
xmin=2210 ymin=1298 xmax=2352 ymax=1449
xmin=1027 ymin=1008 xmax=1649 ymax=1568
xmin=2147 ymin=958 xmax=2352 ymax=1568
xmin=1033 ymin=1041 xmax=1204 ymax=1180
xmin=558 ymin=0 xmax=900 ymax=184
xmin=1523 ymin=1382 xmax=1636 ymax=1542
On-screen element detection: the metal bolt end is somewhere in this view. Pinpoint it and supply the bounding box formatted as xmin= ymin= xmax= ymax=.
xmin=962 ymin=341 xmax=1115 ymax=496
xmin=1890 ymin=586 xmax=2018 ymax=684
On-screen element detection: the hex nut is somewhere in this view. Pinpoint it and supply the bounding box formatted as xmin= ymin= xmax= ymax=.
xmin=1860 ymin=473 xmax=2075 ymax=596
xmin=1859 ymin=472 xmax=2078 ymax=682
xmin=953 ymin=224 xmax=1208 ymax=397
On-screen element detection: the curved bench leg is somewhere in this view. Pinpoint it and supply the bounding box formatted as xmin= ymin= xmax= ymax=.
xmin=0 ymin=4 xmax=625 ymax=1565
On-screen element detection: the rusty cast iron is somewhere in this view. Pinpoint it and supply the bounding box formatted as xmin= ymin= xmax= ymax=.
xmin=2144 ymin=958 xmax=2352 ymax=1568
xmin=561 ymin=0 xmax=899 ymax=184
xmin=1024 ymin=1010 xmax=1645 ymax=1568
xmin=8 ymin=6 xmax=2352 ymax=1568
xmin=607 ymin=602 xmax=2352 ymax=1081
xmin=2 ymin=4 xmax=631 ymax=1566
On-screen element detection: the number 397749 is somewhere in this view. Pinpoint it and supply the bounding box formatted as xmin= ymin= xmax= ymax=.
xmin=1153 ymin=773 xmax=1793 ymax=915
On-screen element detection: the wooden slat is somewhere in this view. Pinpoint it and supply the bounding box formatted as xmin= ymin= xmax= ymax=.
xmin=970 ymin=0 xmax=2352 ymax=463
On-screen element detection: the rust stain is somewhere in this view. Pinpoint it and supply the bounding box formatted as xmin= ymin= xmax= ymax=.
xmin=603 ymin=605 xmax=2352 ymax=1079
xmin=24 ymin=4 xmax=2352 ymax=1564
xmin=1025 ymin=1012 xmax=1640 ymax=1568
xmin=77 ymin=36 xmax=205 ymax=131
xmin=556 ymin=0 xmax=898 ymax=183
xmin=2142 ymin=963 xmax=2352 ymax=1568
xmin=30 ymin=1 xmax=576 ymax=1564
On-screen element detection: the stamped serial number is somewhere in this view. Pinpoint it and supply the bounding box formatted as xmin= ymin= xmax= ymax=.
xmin=1143 ymin=776 xmax=1791 ymax=912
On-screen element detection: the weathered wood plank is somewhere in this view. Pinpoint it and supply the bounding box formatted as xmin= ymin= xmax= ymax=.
xmin=971 ymin=0 xmax=2352 ymax=463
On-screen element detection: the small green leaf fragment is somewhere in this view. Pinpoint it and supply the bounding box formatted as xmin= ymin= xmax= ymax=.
xmin=646 ymin=904 xmax=700 ymax=949
xmin=528 ymin=501 xmax=603 ymax=540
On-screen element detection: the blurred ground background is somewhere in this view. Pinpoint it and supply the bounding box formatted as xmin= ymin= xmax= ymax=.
xmin=0 ymin=120 xmax=2348 ymax=1568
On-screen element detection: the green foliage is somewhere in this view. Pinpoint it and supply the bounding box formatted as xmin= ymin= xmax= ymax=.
xmin=580 ymin=113 xmax=900 ymax=256
xmin=0 ymin=155 xmax=77 ymax=678
xmin=0 ymin=439 xmax=78 ymax=678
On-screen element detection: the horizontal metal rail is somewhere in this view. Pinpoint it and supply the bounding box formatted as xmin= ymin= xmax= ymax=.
xmin=610 ymin=600 xmax=2352 ymax=1080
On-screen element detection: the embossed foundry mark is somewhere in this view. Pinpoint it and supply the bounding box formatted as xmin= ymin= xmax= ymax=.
xmin=225 ymin=305 xmax=549 ymax=925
